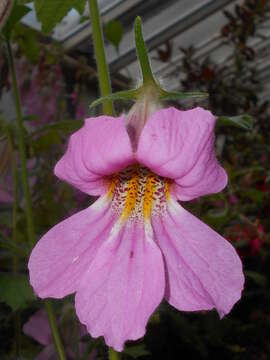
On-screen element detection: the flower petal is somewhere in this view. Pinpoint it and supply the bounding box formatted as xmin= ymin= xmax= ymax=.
xmin=35 ymin=345 xmax=56 ymax=360
xmin=75 ymin=221 xmax=165 ymax=351
xmin=28 ymin=196 xmax=117 ymax=298
xmin=23 ymin=309 xmax=52 ymax=346
xmin=137 ymin=107 xmax=227 ymax=200
xmin=152 ymin=199 xmax=244 ymax=318
xmin=55 ymin=115 xmax=134 ymax=195
xmin=0 ymin=188 xmax=13 ymax=203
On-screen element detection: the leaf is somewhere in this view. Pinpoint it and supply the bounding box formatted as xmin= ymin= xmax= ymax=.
xmin=34 ymin=0 xmax=86 ymax=34
xmin=0 ymin=273 xmax=35 ymax=311
xmin=217 ymin=114 xmax=253 ymax=130
xmin=1 ymin=3 xmax=31 ymax=39
xmin=245 ymin=271 xmax=268 ymax=287
xmin=124 ymin=344 xmax=150 ymax=359
xmin=79 ymin=15 xmax=89 ymax=24
xmin=104 ymin=20 xmax=123 ymax=49
xmin=22 ymin=115 xmax=39 ymax=122
xmin=227 ymin=344 xmax=246 ymax=353
xmin=0 ymin=210 xmax=12 ymax=227
xmin=34 ymin=119 xmax=83 ymax=135
xmin=242 ymin=189 xmax=265 ymax=203
xmin=0 ymin=0 xmax=13 ymax=31
xmin=160 ymin=90 xmax=209 ymax=101
xmin=90 ymin=89 xmax=138 ymax=109
xmin=134 ymin=17 xmax=155 ymax=84
xmin=31 ymin=130 xmax=61 ymax=153
xmin=0 ymin=238 xmax=29 ymax=257
xmin=233 ymin=239 xmax=248 ymax=249
xmin=30 ymin=121 xmax=83 ymax=153
xmin=73 ymin=0 xmax=86 ymax=15
xmin=13 ymin=24 xmax=40 ymax=63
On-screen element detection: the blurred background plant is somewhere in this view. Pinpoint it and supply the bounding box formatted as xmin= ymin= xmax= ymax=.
xmin=0 ymin=0 xmax=270 ymax=359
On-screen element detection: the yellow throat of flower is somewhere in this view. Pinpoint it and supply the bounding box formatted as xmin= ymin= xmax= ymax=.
xmin=107 ymin=165 xmax=171 ymax=223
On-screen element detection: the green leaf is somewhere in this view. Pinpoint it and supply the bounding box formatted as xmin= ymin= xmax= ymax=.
xmin=34 ymin=0 xmax=86 ymax=34
xmin=1 ymin=3 xmax=31 ymax=39
xmin=245 ymin=271 xmax=268 ymax=287
xmin=73 ymin=0 xmax=86 ymax=15
xmin=13 ymin=25 xmax=40 ymax=63
xmin=134 ymin=16 xmax=156 ymax=84
xmin=0 ymin=238 xmax=28 ymax=257
xmin=90 ymin=89 xmax=139 ymax=108
xmin=33 ymin=119 xmax=83 ymax=135
xmin=160 ymin=90 xmax=209 ymax=101
xmin=104 ymin=20 xmax=123 ymax=49
xmin=233 ymin=239 xmax=248 ymax=249
xmin=79 ymin=15 xmax=89 ymax=24
xmin=31 ymin=130 xmax=61 ymax=153
xmin=0 ymin=0 xmax=14 ymax=32
xmin=242 ymin=189 xmax=265 ymax=203
xmin=227 ymin=345 xmax=246 ymax=353
xmin=124 ymin=344 xmax=150 ymax=359
xmin=0 ymin=273 xmax=35 ymax=311
xmin=217 ymin=114 xmax=253 ymax=130
xmin=17 ymin=1 xmax=33 ymax=4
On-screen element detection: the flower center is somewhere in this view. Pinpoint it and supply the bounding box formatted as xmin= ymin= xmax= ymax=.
xmin=107 ymin=165 xmax=171 ymax=222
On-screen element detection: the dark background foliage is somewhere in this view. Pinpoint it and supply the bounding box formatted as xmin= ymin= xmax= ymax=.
xmin=0 ymin=0 xmax=270 ymax=359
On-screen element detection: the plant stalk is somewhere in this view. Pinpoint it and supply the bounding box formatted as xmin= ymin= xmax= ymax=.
xmin=109 ymin=348 xmax=121 ymax=360
xmin=87 ymin=2 xmax=120 ymax=359
xmin=6 ymin=39 xmax=66 ymax=360
xmin=45 ymin=301 xmax=66 ymax=360
xmin=6 ymin=39 xmax=35 ymax=249
xmin=88 ymin=0 xmax=114 ymax=115
xmin=8 ymin=134 xmax=21 ymax=356
xmin=134 ymin=17 xmax=156 ymax=85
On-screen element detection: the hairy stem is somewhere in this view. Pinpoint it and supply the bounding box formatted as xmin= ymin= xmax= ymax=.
xmin=87 ymin=2 xmax=121 ymax=359
xmin=6 ymin=39 xmax=35 ymax=249
xmin=88 ymin=0 xmax=114 ymax=115
xmin=109 ymin=348 xmax=121 ymax=360
xmin=45 ymin=301 xmax=66 ymax=360
xmin=8 ymin=135 xmax=21 ymax=356
xmin=6 ymin=39 xmax=66 ymax=360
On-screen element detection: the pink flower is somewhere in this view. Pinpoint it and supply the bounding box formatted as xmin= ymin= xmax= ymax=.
xmin=28 ymin=106 xmax=244 ymax=351
xmin=23 ymin=309 xmax=91 ymax=360
xmin=15 ymin=59 xmax=62 ymax=126
xmin=227 ymin=223 xmax=265 ymax=258
xmin=23 ymin=310 xmax=54 ymax=360
xmin=249 ymin=237 xmax=263 ymax=256
xmin=75 ymin=103 xmax=87 ymax=120
xmin=0 ymin=188 xmax=13 ymax=203
xmin=0 ymin=140 xmax=13 ymax=204
xmin=228 ymin=194 xmax=239 ymax=205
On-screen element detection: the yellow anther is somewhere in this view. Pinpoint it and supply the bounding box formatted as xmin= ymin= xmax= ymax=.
xmin=109 ymin=165 xmax=170 ymax=222
xmin=165 ymin=180 xmax=171 ymax=200
xmin=107 ymin=174 xmax=118 ymax=199
xmin=143 ymin=172 xmax=157 ymax=220
xmin=119 ymin=167 xmax=140 ymax=221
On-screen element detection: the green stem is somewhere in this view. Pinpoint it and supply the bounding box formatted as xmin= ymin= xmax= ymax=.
xmin=88 ymin=0 xmax=114 ymax=115
xmin=6 ymin=39 xmax=35 ymax=249
xmin=14 ymin=312 xmax=21 ymax=357
xmin=74 ymin=311 xmax=80 ymax=359
xmin=134 ymin=17 xmax=156 ymax=86
xmin=8 ymin=135 xmax=21 ymax=356
xmin=8 ymin=135 xmax=19 ymax=273
xmin=88 ymin=2 xmax=121 ymax=358
xmin=6 ymin=39 xmax=67 ymax=360
xmin=45 ymin=301 xmax=66 ymax=360
xmin=12 ymin=156 xmax=20 ymax=357
xmin=109 ymin=347 xmax=121 ymax=360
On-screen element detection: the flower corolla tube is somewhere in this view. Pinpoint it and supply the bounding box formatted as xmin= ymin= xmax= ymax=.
xmin=28 ymin=102 xmax=244 ymax=351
